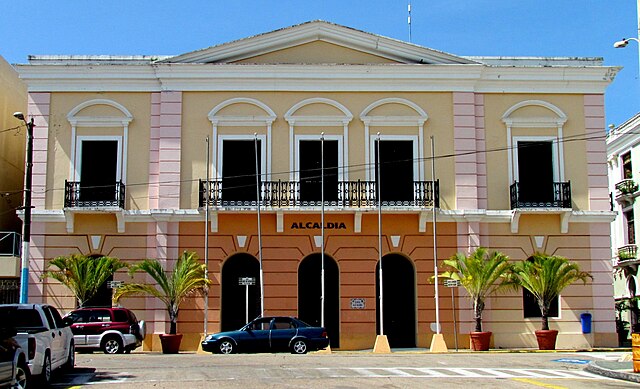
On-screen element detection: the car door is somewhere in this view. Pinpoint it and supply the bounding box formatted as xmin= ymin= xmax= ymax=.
xmin=269 ymin=318 xmax=297 ymax=352
xmin=237 ymin=318 xmax=271 ymax=352
xmin=83 ymin=309 xmax=112 ymax=348
xmin=0 ymin=329 xmax=15 ymax=387
xmin=42 ymin=306 xmax=66 ymax=366
xmin=67 ymin=310 xmax=91 ymax=346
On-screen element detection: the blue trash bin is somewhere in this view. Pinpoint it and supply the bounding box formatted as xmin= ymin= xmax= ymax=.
xmin=580 ymin=312 xmax=592 ymax=334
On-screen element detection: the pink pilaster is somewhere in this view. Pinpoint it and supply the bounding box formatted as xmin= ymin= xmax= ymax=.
xmin=584 ymin=94 xmax=609 ymax=211
xmin=453 ymin=92 xmax=487 ymax=251
xmin=149 ymin=91 xmax=182 ymax=209
xmin=28 ymin=93 xmax=50 ymax=208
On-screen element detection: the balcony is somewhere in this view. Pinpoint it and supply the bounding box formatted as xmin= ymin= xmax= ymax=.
xmin=615 ymin=179 xmax=638 ymax=207
xmin=614 ymin=244 xmax=640 ymax=268
xmin=64 ymin=180 xmax=125 ymax=208
xmin=510 ymin=181 xmax=571 ymax=209
xmin=199 ymin=179 xmax=439 ymax=209
xmin=0 ymin=232 xmax=21 ymax=278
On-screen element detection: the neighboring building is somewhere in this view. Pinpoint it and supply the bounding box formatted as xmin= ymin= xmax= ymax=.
xmin=15 ymin=21 xmax=618 ymax=350
xmin=607 ymin=113 xmax=640 ymax=343
xmin=0 ymin=55 xmax=27 ymax=303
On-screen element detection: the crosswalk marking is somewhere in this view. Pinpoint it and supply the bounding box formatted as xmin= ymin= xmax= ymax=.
xmin=316 ymin=367 xmax=603 ymax=380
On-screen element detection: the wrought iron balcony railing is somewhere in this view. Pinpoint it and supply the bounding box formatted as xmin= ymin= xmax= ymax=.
xmin=64 ymin=180 xmax=125 ymax=208
xmin=617 ymin=244 xmax=638 ymax=263
xmin=615 ymin=179 xmax=639 ymax=196
xmin=199 ymin=179 xmax=439 ymax=208
xmin=509 ymin=181 xmax=571 ymax=209
xmin=0 ymin=232 xmax=20 ymax=257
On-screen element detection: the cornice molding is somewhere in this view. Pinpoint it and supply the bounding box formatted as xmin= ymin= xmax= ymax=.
xmin=16 ymin=64 xmax=618 ymax=94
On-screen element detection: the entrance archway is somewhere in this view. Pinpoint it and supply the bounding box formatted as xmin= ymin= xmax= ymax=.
xmin=298 ymin=253 xmax=340 ymax=348
xmin=84 ymin=254 xmax=113 ymax=308
xmin=376 ymin=254 xmax=416 ymax=348
xmin=221 ymin=253 xmax=262 ymax=331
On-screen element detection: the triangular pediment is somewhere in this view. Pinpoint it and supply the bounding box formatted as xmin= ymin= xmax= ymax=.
xmin=160 ymin=20 xmax=477 ymax=65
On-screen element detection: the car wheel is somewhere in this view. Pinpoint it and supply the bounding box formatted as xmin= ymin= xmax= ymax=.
xmin=102 ymin=336 xmax=123 ymax=354
xmin=291 ymin=339 xmax=308 ymax=354
xmin=218 ymin=339 xmax=234 ymax=354
xmin=39 ymin=352 xmax=52 ymax=385
xmin=64 ymin=343 xmax=75 ymax=370
xmin=15 ymin=360 xmax=30 ymax=389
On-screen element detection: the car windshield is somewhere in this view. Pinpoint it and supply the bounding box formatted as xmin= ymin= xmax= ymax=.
xmin=0 ymin=307 xmax=44 ymax=328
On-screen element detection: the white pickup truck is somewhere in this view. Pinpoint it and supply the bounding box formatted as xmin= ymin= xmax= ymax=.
xmin=0 ymin=304 xmax=75 ymax=385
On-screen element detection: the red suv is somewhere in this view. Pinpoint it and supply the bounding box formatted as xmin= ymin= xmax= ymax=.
xmin=65 ymin=307 xmax=145 ymax=354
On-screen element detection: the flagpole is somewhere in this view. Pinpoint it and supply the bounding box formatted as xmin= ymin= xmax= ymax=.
xmin=204 ymin=135 xmax=210 ymax=335
xmin=431 ymin=136 xmax=440 ymax=334
xmin=377 ymin=132 xmax=383 ymax=335
xmin=320 ymin=132 xmax=325 ymax=328
xmin=255 ymin=133 xmax=264 ymax=316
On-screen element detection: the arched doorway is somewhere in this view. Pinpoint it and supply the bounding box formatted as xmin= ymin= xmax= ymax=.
xmin=221 ymin=253 xmax=262 ymax=331
xmin=84 ymin=254 xmax=113 ymax=308
xmin=298 ymin=253 xmax=340 ymax=348
xmin=376 ymin=253 xmax=416 ymax=348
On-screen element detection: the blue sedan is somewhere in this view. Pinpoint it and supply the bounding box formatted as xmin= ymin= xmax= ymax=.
xmin=202 ymin=316 xmax=330 ymax=354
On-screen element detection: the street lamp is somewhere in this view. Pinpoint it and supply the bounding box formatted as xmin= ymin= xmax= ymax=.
xmin=613 ymin=37 xmax=640 ymax=48
xmin=13 ymin=112 xmax=34 ymax=304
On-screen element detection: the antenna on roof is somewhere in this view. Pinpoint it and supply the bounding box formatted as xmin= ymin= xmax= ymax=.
xmin=408 ymin=1 xmax=412 ymax=42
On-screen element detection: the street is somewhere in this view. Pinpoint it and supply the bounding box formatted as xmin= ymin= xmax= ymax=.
xmin=46 ymin=350 xmax=638 ymax=388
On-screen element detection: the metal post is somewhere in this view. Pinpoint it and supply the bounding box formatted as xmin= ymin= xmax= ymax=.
xmin=255 ymin=134 xmax=264 ymax=316
xmin=376 ymin=133 xmax=384 ymax=335
xmin=246 ymin=284 xmax=249 ymax=324
xmin=451 ymin=286 xmax=458 ymax=351
xmin=18 ymin=116 xmax=34 ymax=304
xmin=431 ymin=136 xmax=441 ymax=334
xmin=320 ymin=132 xmax=325 ymax=328
xmin=203 ymin=136 xmax=210 ymax=335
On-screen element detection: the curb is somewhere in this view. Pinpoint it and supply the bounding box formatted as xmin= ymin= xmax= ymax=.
xmin=585 ymin=361 xmax=640 ymax=384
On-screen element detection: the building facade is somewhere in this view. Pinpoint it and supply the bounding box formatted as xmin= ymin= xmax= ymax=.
xmin=607 ymin=113 xmax=640 ymax=343
xmin=0 ymin=55 xmax=27 ymax=302
xmin=15 ymin=21 xmax=618 ymax=350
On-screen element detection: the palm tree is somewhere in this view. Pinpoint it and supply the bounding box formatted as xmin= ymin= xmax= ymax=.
xmin=113 ymin=251 xmax=210 ymax=335
xmin=42 ymin=254 xmax=127 ymax=308
xmin=509 ymin=253 xmax=592 ymax=331
xmin=442 ymin=247 xmax=512 ymax=333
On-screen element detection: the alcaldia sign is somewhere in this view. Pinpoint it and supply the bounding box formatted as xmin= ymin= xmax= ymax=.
xmin=290 ymin=222 xmax=347 ymax=230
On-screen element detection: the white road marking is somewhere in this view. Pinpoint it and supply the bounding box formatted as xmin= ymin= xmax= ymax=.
xmin=316 ymin=367 xmax=603 ymax=379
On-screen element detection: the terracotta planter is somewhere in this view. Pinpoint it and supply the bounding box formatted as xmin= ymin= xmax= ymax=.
xmin=159 ymin=333 xmax=183 ymax=354
xmin=535 ymin=330 xmax=558 ymax=350
xmin=469 ymin=331 xmax=492 ymax=351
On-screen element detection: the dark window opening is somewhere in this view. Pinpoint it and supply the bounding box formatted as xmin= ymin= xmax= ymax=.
xmin=222 ymin=140 xmax=261 ymax=203
xmin=299 ymin=140 xmax=339 ymax=203
xmin=626 ymin=210 xmax=636 ymax=245
xmin=375 ymin=140 xmax=414 ymax=203
xmin=80 ymin=140 xmax=118 ymax=202
xmin=517 ymin=141 xmax=554 ymax=204
xmin=623 ymin=152 xmax=633 ymax=179
xmin=523 ymin=289 xmax=559 ymax=318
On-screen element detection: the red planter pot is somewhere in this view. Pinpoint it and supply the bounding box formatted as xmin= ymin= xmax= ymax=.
xmin=535 ymin=330 xmax=558 ymax=350
xmin=159 ymin=333 xmax=183 ymax=354
xmin=469 ymin=331 xmax=492 ymax=351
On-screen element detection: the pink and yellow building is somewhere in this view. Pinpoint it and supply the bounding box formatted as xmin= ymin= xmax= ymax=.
xmin=15 ymin=21 xmax=618 ymax=350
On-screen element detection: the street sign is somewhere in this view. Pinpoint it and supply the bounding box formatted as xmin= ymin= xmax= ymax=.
xmin=239 ymin=277 xmax=256 ymax=286
xmin=350 ymin=298 xmax=366 ymax=309
xmin=444 ymin=279 xmax=461 ymax=288
xmin=107 ymin=281 xmax=124 ymax=289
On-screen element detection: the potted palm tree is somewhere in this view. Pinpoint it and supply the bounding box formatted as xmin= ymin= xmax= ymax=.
xmin=509 ymin=253 xmax=592 ymax=350
xmin=42 ymin=254 xmax=127 ymax=307
xmin=113 ymin=251 xmax=210 ymax=353
xmin=441 ymin=247 xmax=512 ymax=351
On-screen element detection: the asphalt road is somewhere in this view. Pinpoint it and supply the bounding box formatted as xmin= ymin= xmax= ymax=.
xmin=47 ymin=350 xmax=638 ymax=389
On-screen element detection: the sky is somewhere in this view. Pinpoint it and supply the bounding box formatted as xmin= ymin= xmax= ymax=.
xmin=1 ymin=0 xmax=639 ymax=128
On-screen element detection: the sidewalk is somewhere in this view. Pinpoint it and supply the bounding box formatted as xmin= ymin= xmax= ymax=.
xmin=585 ymin=357 xmax=640 ymax=384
